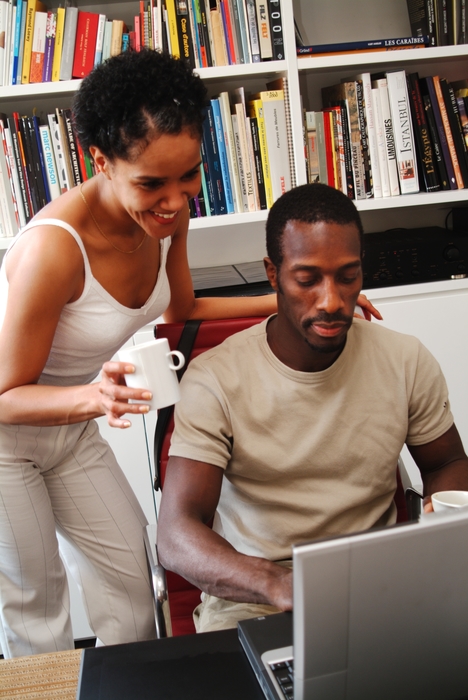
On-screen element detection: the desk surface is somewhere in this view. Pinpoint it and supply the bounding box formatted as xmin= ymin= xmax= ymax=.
xmin=0 ymin=649 xmax=82 ymax=699
xmin=77 ymin=628 xmax=265 ymax=700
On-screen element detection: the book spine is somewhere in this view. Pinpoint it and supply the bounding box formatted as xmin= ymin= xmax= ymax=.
xmin=297 ymin=35 xmax=428 ymax=55
xmin=232 ymin=0 xmax=250 ymax=63
xmin=244 ymin=0 xmax=260 ymax=62
xmin=21 ymin=0 xmax=35 ymax=84
xmin=48 ymin=112 xmax=69 ymax=193
xmin=165 ymin=0 xmax=180 ymax=56
xmin=248 ymin=98 xmax=273 ymax=207
xmin=72 ymin=12 xmax=99 ymax=79
xmin=59 ymin=6 xmax=78 ymax=81
xmin=198 ymin=148 xmax=211 ymax=215
xmin=196 ymin=0 xmax=212 ymax=66
xmin=94 ymin=13 xmax=106 ymax=66
xmin=219 ymin=0 xmax=236 ymax=63
xmin=29 ymin=9 xmax=47 ymax=83
xmin=254 ymin=0 xmax=272 ymax=59
xmin=314 ymin=111 xmax=329 ymax=185
xmin=38 ymin=124 xmax=60 ymax=200
xmin=16 ymin=0 xmax=27 ymax=85
xmin=407 ymin=72 xmax=441 ymax=192
xmin=176 ymin=0 xmax=196 ymax=67
xmin=211 ymin=97 xmax=234 ymax=213
xmin=55 ymin=108 xmax=74 ymax=190
xmin=227 ymin=0 xmax=243 ymax=63
xmin=358 ymin=72 xmax=382 ymax=198
xmin=332 ymin=106 xmax=347 ymax=195
xmin=11 ymin=0 xmax=23 ymax=85
xmin=249 ymin=116 xmax=267 ymax=209
xmin=405 ymin=0 xmax=436 ymax=44
xmin=209 ymin=0 xmax=228 ymax=65
xmin=200 ymin=136 xmax=216 ymax=215
xmin=245 ymin=116 xmax=260 ymax=208
xmin=51 ymin=5 xmax=64 ymax=81
xmin=355 ymin=79 xmax=373 ymax=197
xmin=30 ymin=115 xmax=50 ymax=205
xmin=266 ymin=0 xmax=283 ymax=60
xmin=218 ymin=90 xmax=242 ymax=212
xmin=18 ymin=115 xmax=40 ymax=214
xmin=386 ymin=70 xmax=420 ymax=194
xmin=63 ymin=108 xmax=82 ymax=186
xmin=440 ymin=77 xmax=468 ymax=182
xmin=422 ymin=92 xmax=450 ymax=189
xmin=231 ymin=111 xmax=250 ymax=211
xmin=0 ymin=119 xmax=19 ymax=232
xmin=260 ymin=90 xmax=291 ymax=201
xmin=371 ymin=87 xmax=391 ymax=198
xmin=8 ymin=115 xmax=31 ymax=220
xmin=456 ymin=96 xmax=468 ymax=150
xmin=42 ymin=11 xmax=56 ymax=83
xmin=189 ymin=0 xmax=202 ymax=67
xmin=432 ymin=75 xmax=465 ymax=187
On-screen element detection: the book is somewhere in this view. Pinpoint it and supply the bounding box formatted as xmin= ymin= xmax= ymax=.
xmin=0 ymin=118 xmax=20 ymax=233
xmin=385 ymin=69 xmax=419 ymax=194
xmin=422 ymin=90 xmax=451 ymax=189
xmin=18 ymin=115 xmax=40 ymax=213
xmin=55 ymin=108 xmax=74 ymax=190
xmin=371 ymin=87 xmax=391 ymax=197
xmin=322 ymin=108 xmax=337 ymax=187
xmin=219 ymin=90 xmax=243 ymax=212
xmin=72 ymin=11 xmax=99 ymax=78
xmin=102 ymin=19 xmax=113 ymax=62
xmin=432 ymin=74 xmax=465 ymax=187
xmin=407 ymin=72 xmax=441 ymax=192
xmin=93 ymin=13 xmax=106 ymax=66
xmin=38 ymin=123 xmax=60 ymax=200
xmin=435 ymin=0 xmax=449 ymax=46
xmin=354 ymin=77 xmax=373 ymax=197
xmin=211 ymin=97 xmax=235 ymax=213
xmin=47 ymin=112 xmax=69 ymax=193
xmin=10 ymin=0 xmax=23 ymax=84
xmin=219 ymin=0 xmax=237 ymax=64
xmin=322 ymin=80 xmax=366 ymax=200
xmin=165 ymin=0 xmax=180 ymax=56
xmin=457 ymin=95 xmax=468 ymax=150
xmin=356 ymin=71 xmax=382 ymax=198
xmin=51 ymin=5 xmax=64 ymax=81
xmin=231 ymin=0 xmax=249 ymax=63
xmin=15 ymin=0 xmax=27 ymax=84
xmin=251 ymin=88 xmax=291 ymax=202
xmin=406 ymin=0 xmax=436 ymax=45
xmin=244 ymin=0 xmax=260 ymax=62
xmin=21 ymin=0 xmax=46 ymax=84
xmin=266 ymin=75 xmax=295 ymax=187
xmin=254 ymin=0 xmax=272 ymax=59
xmin=227 ymin=0 xmax=244 ymax=63
xmin=110 ymin=18 xmax=124 ymax=57
xmin=439 ymin=76 xmax=468 ymax=183
xmin=28 ymin=8 xmax=46 ymax=83
xmin=59 ymin=5 xmax=78 ymax=81
xmin=63 ymin=107 xmax=81 ymax=186
xmin=248 ymin=95 xmax=274 ymax=207
xmin=202 ymin=103 xmax=227 ymax=215
xmin=176 ymin=0 xmax=195 ymax=67
xmin=297 ymin=35 xmax=428 ymax=55
xmin=422 ymin=75 xmax=458 ymax=188
xmin=0 ymin=1 xmax=8 ymax=87
xmin=245 ymin=115 xmax=260 ymax=208
xmin=42 ymin=10 xmax=56 ymax=82
xmin=26 ymin=115 xmax=49 ymax=207
xmin=266 ymin=0 xmax=283 ymax=60
xmin=249 ymin=115 xmax=267 ymax=209
xmin=232 ymin=90 xmax=256 ymax=210
xmin=372 ymin=77 xmax=400 ymax=196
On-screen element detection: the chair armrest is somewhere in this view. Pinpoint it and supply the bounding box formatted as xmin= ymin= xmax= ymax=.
xmin=398 ymin=448 xmax=424 ymax=521
xmin=143 ymin=524 xmax=172 ymax=638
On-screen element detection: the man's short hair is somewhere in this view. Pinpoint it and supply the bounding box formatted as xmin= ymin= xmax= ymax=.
xmin=266 ymin=183 xmax=364 ymax=270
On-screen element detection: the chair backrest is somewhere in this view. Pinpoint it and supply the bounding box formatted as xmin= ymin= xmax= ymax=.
xmin=153 ymin=316 xmax=412 ymax=635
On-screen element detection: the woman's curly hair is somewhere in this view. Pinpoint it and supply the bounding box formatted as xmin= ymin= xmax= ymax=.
xmin=72 ymin=50 xmax=207 ymax=161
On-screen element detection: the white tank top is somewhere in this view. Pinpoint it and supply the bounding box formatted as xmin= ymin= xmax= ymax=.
xmin=0 ymin=219 xmax=172 ymax=386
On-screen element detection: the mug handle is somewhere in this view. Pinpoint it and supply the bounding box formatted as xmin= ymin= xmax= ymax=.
xmin=167 ymin=350 xmax=186 ymax=371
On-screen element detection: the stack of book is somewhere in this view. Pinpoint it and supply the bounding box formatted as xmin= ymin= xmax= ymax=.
xmin=190 ymin=78 xmax=294 ymax=218
xmin=0 ymin=108 xmax=95 ymax=237
xmin=304 ymin=70 xmax=468 ymax=199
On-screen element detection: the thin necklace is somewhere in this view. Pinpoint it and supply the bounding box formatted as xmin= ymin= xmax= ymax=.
xmin=80 ymin=183 xmax=147 ymax=254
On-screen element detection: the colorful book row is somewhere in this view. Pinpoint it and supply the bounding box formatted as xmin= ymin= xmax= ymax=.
xmin=304 ymin=70 xmax=468 ymax=200
xmin=0 ymin=108 xmax=95 ymax=237
xmin=190 ymin=78 xmax=294 ymax=219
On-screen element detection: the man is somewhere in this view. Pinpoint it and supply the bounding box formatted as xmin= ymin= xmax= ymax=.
xmin=157 ymin=183 xmax=468 ymax=633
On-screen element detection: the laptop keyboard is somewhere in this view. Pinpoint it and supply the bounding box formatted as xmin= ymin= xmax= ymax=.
xmin=269 ymin=659 xmax=294 ymax=699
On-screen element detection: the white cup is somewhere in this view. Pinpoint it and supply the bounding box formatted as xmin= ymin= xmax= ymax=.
xmin=118 ymin=338 xmax=185 ymax=411
xmin=431 ymin=490 xmax=468 ymax=512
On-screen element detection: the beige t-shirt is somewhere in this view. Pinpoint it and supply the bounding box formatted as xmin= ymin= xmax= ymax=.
xmin=170 ymin=318 xmax=453 ymax=561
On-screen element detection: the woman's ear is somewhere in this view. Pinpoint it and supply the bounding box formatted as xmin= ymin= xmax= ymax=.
xmin=89 ymin=146 xmax=110 ymax=178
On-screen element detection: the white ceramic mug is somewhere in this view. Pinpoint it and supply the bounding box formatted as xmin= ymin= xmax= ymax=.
xmin=118 ymin=338 xmax=185 ymax=411
xmin=431 ymin=490 xmax=468 ymax=512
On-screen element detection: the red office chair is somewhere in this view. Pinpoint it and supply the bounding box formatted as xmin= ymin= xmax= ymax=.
xmin=144 ymin=316 xmax=422 ymax=638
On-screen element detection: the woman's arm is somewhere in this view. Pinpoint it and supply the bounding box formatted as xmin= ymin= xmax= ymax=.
xmin=0 ymin=227 xmax=153 ymax=427
xmin=164 ymin=209 xmax=382 ymax=322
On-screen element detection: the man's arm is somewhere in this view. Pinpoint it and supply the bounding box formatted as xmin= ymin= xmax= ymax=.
xmin=157 ymin=456 xmax=292 ymax=610
xmin=407 ymin=424 xmax=468 ymax=512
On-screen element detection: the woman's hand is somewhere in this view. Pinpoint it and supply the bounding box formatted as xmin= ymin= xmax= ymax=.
xmin=356 ymin=293 xmax=383 ymax=321
xmin=98 ymin=361 xmax=152 ymax=428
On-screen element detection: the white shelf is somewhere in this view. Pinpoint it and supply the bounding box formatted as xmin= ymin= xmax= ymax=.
xmin=297 ymin=44 xmax=468 ymax=73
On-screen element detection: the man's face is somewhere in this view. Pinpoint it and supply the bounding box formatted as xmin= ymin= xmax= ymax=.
xmin=265 ymin=219 xmax=363 ymax=368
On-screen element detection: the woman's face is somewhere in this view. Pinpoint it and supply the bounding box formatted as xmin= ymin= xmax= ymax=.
xmin=102 ymin=128 xmax=202 ymax=239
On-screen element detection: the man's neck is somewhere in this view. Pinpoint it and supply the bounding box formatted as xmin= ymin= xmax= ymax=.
xmin=266 ymin=316 xmax=346 ymax=373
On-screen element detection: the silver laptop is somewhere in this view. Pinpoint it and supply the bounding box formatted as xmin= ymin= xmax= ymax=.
xmin=238 ymin=509 xmax=468 ymax=700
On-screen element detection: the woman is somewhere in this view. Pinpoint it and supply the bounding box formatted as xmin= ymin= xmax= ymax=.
xmin=0 ymin=50 xmax=378 ymax=658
